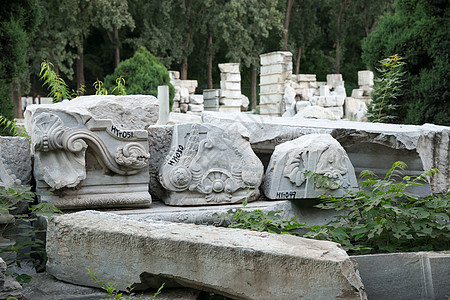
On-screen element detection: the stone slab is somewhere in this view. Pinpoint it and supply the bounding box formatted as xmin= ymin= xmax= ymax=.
xmin=260 ymin=51 xmax=293 ymax=66
xmin=260 ymin=84 xmax=285 ymax=94
xmin=261 ymin=64 xmax=292 ymax=75
xmin=218 ymin=63 xmax=240 ymax=74
xmin=327 ymin=74 xmax=344 ymax=88
xmin=188 ymin=103 xmax=204 ymax=112
xmin=203 ymin=89 xmax=220 ymax=99
xmin=46 ymin=211 xmax=367 ymax=300
xmin=189 ymin=95 xmax=203 ymax=105
xmin=297 ymin=74 xmax=317 ymax=82
xmin=220 ymin=81 xmax=241 ymax=91
xmin=220 ymin=90 xmax=242 ymax=99
xmin=217 ymin=106 xmax=241 ymax=113
xmin=352 ymin=251 xmax=450 ymax=300
xmin=201 ymin=112 xmax=450 ymax=194
xmin=259 ymin=103 xmax=282 ymax=115
xmin=259 ymin=93 xmax=283 ymax=104
xmin=219 ymin=98 xmax=242 ymax=106
xmin=358 ymin=70 xmax=374 ymax=87
xmin=168 ymin=112 xmax=202 ymax=124
xmin=25 ymin=95 xmax=159 ymax=132
xmin=260 ymin=74 xmax=288 ymax=85
xmin=220 ymin=73 xmax=241 ymax=82
xmin=204 ymin=98 xmax=219 ymax=107
xmin=171 ymin=80 xmax=198 ymax=94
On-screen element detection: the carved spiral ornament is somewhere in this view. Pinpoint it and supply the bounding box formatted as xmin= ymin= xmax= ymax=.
xmin=115 ymin=143 xmax=150 ymax=169
xmin=169 ymin=166 xmax=192 ymax=189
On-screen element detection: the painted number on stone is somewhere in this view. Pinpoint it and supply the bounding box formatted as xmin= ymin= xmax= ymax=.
xmin=111 ymin=125 xmax=133 ymax=139
xmin=276 ymin=191 xmax=297 ymax=199
xmin=168 ymin=145 xmax=184 ymax=166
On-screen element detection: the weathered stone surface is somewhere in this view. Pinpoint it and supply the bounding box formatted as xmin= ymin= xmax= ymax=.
xmin=260 ymin=73 xmax=288 ymax=85
xmin=47 ymin=211 xmax=367 ymax=300
xmin=22 ymin=272 xmax=201 ymax=300
xmin=158 ymin=123 xmax=263 ymax=205
xmin=147 ymin=125 xmax=174 ymax=200
xmin=189 ymin=95 xmax=204 ymax=105
xmin=357 ymin=70 xmax=374 ymax=87
xmin=201 ymin=112 xmax=450 ymax=194
xmin=295 ymin=105 xmax=338 ymax=120
xmin=259 ymin=93 xmax=283 ymax=104
xmin=220 ymin=72 xmax=241 ymax=82
xmin=345 ymin=97 xmax=368 ymax=122
xmin=0 ymin=137 xmax=32 ymax=188
xmin=25 ymin=101 xmax=151 ymax=210
xmin=218 ymin=63 xmax=240 ymax=74
xmin=25 ymin=95 xmax=159 ymax=131
xmin=259 ymin=103 xmax=282 ymax=115
xmin=219 ymin=98 xmax=242 ymax=106
xmin=327 ymin=74 xmax=344 ymax=88
xmin=217 ymin=106 xmax=241 ymax=113
xmin=0 ymin=257 xmax=22 ymax=300
xmin=264 ymin=134 xmax=357 ymax=199
xmin=220 ymin=90 xmax=242 ymax=99
xmin=203 ymin=89 xmax=220 ymax=99
xmin=260 ymin=51 xmax=293 ymax=66
xmin=353 ymin=251 xmax=450 ymax=300
xmin=188 ymin=103 xmax=204 ymax=112
xmin=297 ymin=74 xmax=316 ymax=82
xmin=310 ymin=95 xmax=345 ymax=107
xmin=260 ymin=84 xmax=285 ymax=94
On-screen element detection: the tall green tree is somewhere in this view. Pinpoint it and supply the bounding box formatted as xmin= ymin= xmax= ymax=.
xmin=362 ymin=0 xmax=450 ymax=125
xmin=0 ymin=0 xmax=41 ymax=122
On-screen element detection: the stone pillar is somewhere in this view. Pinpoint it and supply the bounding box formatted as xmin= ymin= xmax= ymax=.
xmin=218 ymin=63 xmax=242 ymax=113
xmin=203 ymin=89 xmax=220 ymax=111
xmin=259 ymin=51 xmax=292 ymax=116
xmin=157 ymin=85 xmax=169 ymax=125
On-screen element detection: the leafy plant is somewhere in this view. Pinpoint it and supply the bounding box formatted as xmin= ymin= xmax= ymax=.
xmin=213 ymin=200 xmax=306 ymax=235
xmin=367 ymin=54 xmax=406 ymax=123
xmin=87 ymin=268 xmax=164 ymax=300
xmin=39 ymin=60 xmax=86 ymax=103
xmin=111 ymin=76 xmax=127 ymax=96
xmin=94 ymin=79 xmax=108 ymax=95
xmin=0 ymin=115 xmax=28 ymax=138
xmin=304 ymin=161 xmax=450 ymax=254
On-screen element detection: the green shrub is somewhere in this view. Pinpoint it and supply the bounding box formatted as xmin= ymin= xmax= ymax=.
xmin=104 ymin=47 xmax=174 ymax=108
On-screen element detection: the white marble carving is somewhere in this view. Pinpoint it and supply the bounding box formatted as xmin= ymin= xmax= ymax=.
xmin=159 ymin=123 xmax=263 ymax=205
xmin=264 ymin=134 xmax=357 ymax=199
xmin=26 ymin=105 xmax=151 ymax=210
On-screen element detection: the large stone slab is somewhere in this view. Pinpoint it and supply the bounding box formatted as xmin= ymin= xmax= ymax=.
xmin=158 ymin=123 xmax=263 ymax=206
xmin=25 ymin=99 xmax=152 ymax=210
xmin=352 ymin=251 xmax=450 ymax=300
xmin=264 ymin=134 xmax=357 ymax=200
xmin=25 ymin=95 xmax=159 ymax=131
xmin=46 ymin=211 xmax=367 ymax=300
xmin=201 ymin=112 xmax=450 ymax=194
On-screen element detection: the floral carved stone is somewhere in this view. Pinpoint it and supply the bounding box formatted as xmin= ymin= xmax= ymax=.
xmin=159 ymin=123 xmax=264 ymax=206
xmin=263 ymin=134 xmax=357 ymax=199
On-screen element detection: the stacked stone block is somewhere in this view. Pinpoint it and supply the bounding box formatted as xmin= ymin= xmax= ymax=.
xmin=259 ymin=52 xmax=292 ymax=115
xmin=345 ymin=70 xmax=374 ymax=121
xmin=218 ymin=63 xmax=242 ymax=113
xmin=169 ymin=71 xmax=200 ymax=114
xmin=203 ymin=89 xmax=220 ymax=111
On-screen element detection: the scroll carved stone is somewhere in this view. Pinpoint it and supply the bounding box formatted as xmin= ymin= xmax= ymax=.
xmin=264 ymin=134 xmax=357 ymax=199
xmin=159 ymin=123 xmax=264 ymax=206
xmin=26 ymin=108 xmax=151 ymax=210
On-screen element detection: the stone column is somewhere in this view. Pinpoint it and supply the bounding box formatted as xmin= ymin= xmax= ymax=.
xmin=259 ymin=51 xmax=292 ymax=116
xmin=218 ymin=63 xmax=242 ymax=113
xmin=203 ymin=89 xmax=220 ymax=111
xmin=157 ymin=85 xmax=169 ymax=125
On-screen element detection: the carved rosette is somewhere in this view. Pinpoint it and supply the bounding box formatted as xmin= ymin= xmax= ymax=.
xmin=159 ymin=123 xmax=264 ymax=205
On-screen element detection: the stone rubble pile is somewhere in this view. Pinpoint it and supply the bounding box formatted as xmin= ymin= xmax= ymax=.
xmin=202 ymin=89 xmax=220 ymax=111
xmin=0 ymin=257 xmax=22 ymax=300
xmin=169 ymin=71 xmax=204 ymax=114
xmin=345 ymin=70 xmax=374 ymax=121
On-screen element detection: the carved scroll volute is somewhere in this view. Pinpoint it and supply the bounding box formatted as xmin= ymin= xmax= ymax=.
xmin=32 ymin=113 xmax=67 ymax=152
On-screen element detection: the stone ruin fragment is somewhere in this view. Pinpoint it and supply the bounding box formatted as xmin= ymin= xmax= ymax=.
xmin=159 ymin=123 xmax=264 ymax=205
xmin=264 ymin=134 xmax=357 ymax=199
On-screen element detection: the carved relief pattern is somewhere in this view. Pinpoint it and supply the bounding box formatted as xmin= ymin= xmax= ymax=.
xmin=32 ymin=112 xmax=150 ymax=189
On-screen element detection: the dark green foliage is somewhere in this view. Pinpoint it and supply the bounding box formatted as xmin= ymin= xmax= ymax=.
xmin=305 ymin=162 xmax=450 ymax=254
xmin=362 ymin=0 xmax=450 ymax=125
xmin=104 ymin=47 xmax=174 ymax=108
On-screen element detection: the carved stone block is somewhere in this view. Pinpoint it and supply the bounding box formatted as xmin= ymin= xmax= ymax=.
xmin=25 ymin=103 xmax=152 ymax=210
xmin=159 ymin=123 xmax=264 ymax=206
xmin=264 ymin=134 xmax=357 ymax=199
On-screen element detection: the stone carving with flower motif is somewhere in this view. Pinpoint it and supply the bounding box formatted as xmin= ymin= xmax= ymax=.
xmin=159 ymin=123 xmax=264 ymax=206
xmin=263 ymin=134 xmax=357 ymax=199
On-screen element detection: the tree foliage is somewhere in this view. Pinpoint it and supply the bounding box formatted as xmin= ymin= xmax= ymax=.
xmin=362 ymin=0 xmax=450 ymax=125
xmin=104 ymin=47 xmax=175 ymax=107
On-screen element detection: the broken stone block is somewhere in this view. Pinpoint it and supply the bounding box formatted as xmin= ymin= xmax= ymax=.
xmin=327 ymin=74 xmax=344 ymax=88
xmin=295 ymin=105 xmax=338 ymax=120
xmin=220 ymin=90 xmax=242 ymax=99
xmin=159 ymin=123 xmax=263 ymax=205
xmin=259 ymin=103 xmax=282 ymax=115
xmin=220 ymin=72 xmax=241 ymax=82
xmin=46 ymin=211 xmax=367 ymax=300
xmin=0 ymin=258 xmax=22 ymax=300
xmin=297 ymin=74 xmax=317 ymax=82
xmin=345 ymin=97 xmax=368 ymax=122
xmin=319 ymin=85 xmax=330 ymax=96
xmin=260 ymin=84 xmax=285 ymax=94
xmin=260 ymin=73 xmax=289 ymax=85
xmin=217 ymin=106 xmax=241 ymax=113
xmin=189 ymin=95 xmax=204 ymax=105
xmin=241 ymin=95 xmax=249 ymax=111
xmin=358 ymin=70 xmax=374 ymax=87
xmin=24 ymin=97 xmax=152 ymax=210
xmin=180 ymin=103 xmax=189 ymax=113
xmin=260 ymin=51 xmax=293 ymax=66
xmin=0 ymin=137 xmax=32 ymax=188
xmin=220 ymin=81 xmax=241 ymax=91
xmin=188 ymin=103 xmax=204 ymax=112
xmin=218 ymin=63 xmax=240 ymax=74
xmin=264 ymin=134 xmax=357 ymax=199
xmin=219 ymin=99 xmax=242 ymax=107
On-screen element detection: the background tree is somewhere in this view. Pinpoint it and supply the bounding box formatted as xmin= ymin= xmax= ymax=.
xmin=0 ymin=0 xmax=41 ymax=123
xmin=362 ymin=0 xmax=450 ymax=125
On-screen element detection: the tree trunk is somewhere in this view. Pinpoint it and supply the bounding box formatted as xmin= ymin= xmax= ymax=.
xmin=282 ymin=0 xmax=295 ymax=51
xmin=180 ymin=60 xmax=188 ymax=80
xmin=334 ymin=0 xmax=349 ymax=74
xmin=76 ymin=40 xmax=85 ymax=90
xmin=295 ymin=46 xmax=303 ymax=75
xmin=11 ymin=84 xmax=21 ymax=118
xmin=207 ymin=33 xmax=213 ymax=89
xmin=251 ymin=67 xmax=257 ymax=110
xmin=114 ymin=25 xmax=120 ymax=68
